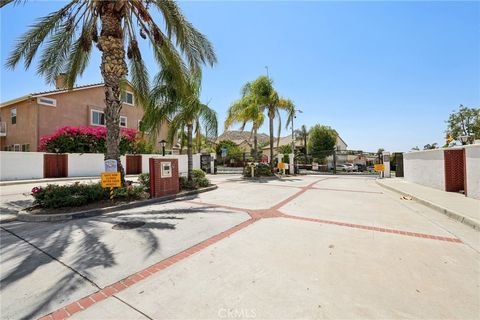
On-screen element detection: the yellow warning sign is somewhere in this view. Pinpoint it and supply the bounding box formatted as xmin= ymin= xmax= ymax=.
xmin=101 ymin=172 xmax=121 ymax=188
xmin=374 ymin=164 xmax=385 ymax=172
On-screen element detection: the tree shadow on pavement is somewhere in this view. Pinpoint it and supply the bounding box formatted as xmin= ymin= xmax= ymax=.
xmin=0 ymin=204 xmax=235 ymax=319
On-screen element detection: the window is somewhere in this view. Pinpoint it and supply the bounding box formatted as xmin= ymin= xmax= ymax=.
xmin=21 ymin=144 xmax=30 ymax=152
xmin=11 ymin=107 xmax=16 ymax=124
xmin=121 ymin=90 xmax=134 ymax=106
xmin=91 ymin=110 xmax=105 ymax=126
xmin=13 ymin=144 xmax=20 ymax=152
xmin=37 ymin=97 xmax=57 ymax=107
xmin=120 ymin=116 xmax=127 ymax=127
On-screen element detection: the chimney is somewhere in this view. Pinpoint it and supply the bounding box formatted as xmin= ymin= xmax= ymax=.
xmin=55 ymin=73 xmax=67 ymax=90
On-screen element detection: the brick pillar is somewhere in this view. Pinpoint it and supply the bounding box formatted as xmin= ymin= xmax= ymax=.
xmin=149 ymin=158 xmax=180 ymax=198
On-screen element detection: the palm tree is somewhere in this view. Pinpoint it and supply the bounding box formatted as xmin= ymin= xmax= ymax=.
xmin=246 ymin=76 xmax=292 ymax=169
xmin=143 ymin=68 xmax=217 ymax=182
xmin=3 ymin=0 xmax=216 ymax=184
xmin=295 ymin=125 xmax=309 ymax=161
xmin=224 ymin=96 xmax=265 ymax=161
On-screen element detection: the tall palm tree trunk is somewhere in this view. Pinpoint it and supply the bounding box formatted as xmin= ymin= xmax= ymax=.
xmin=253 ymin=126 xmax=258 ymax=161
xmin=187 ymin=123 xmax=193 ymax=182
xmin=98 ymin=2 xmax=127 ymax=184
xmin=269 ymin=111 xmax=274 ymax=170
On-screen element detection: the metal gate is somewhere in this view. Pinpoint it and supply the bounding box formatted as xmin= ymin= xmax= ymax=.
xmin=126 ymin=155 xmax=142 ymax=175
xmin=444 ymin=149 xmax=466 ymax=194
xmin=395 ymin=152 xmax=404 ymax=177
xmin=43 ymin=154 xmax=68 ymax=178
xmin=200 ymin=154 xmax=211 ymax=173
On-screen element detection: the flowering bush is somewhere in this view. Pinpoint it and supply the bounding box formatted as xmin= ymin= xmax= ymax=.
xmin=39 ymin=126 xmax=139 ymax=154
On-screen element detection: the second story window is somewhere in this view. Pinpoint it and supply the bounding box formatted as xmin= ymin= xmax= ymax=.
xmin=121 ymin=91 xmax=134 ymax=106
xmin=37 ymin=97 xmax=57 ymax=107
xmin=11 ymin=107 xmax=16 ymax=125
xmin=91 ymin=110 xmax=105 ymax=126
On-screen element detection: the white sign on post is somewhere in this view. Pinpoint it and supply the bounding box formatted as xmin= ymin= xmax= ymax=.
xmin=104 ymin=159 xmax=118 ymax=172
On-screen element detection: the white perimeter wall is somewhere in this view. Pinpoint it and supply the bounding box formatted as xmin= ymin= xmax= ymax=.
xmin=68 ymin=153 xmax=105 ymax=177
xmin=141 ymin=154 xmax=201 ymax=177
xmin=465 ymin=145 xmax=480 ymax=199
xmin=0 ymin=152 xmax=202 ymax=181
xmin=404 ymin=145 xmax=480 ymax=200
xmin=404 ymin=149 xmax=445 ymax=191
xmin=0 ymin=151 xmax=44 ymax=180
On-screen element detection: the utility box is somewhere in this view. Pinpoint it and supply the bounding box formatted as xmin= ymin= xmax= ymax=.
xmin=149 ymin=158 xmax=179 ymax=198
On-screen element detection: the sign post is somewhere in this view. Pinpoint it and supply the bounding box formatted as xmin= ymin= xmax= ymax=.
xmin=102 ymin=160 xmax=120 ymax=201
xmin=374 ymin=163 xmax=385 ymax=179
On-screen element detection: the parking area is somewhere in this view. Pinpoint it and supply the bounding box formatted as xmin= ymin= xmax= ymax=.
xmin=1 ymin=174 xmax=479 ymax=319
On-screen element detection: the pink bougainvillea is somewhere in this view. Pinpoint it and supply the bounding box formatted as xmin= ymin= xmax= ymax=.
xmin=39 ymin=126 xmax=140 ymax=154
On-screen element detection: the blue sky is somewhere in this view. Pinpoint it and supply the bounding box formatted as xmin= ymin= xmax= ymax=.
xmin=1 ymin=1 xmax=479 ymax=152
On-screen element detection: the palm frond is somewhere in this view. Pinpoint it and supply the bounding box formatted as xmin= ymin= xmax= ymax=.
xmin=65 ymin=15 xmax=96 ymax=88
xmin=5 ymin=2 xmax=77 ymax=70
xmin=153 ymin=0 xmax=217 ymax=70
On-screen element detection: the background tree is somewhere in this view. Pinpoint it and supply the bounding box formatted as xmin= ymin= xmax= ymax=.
xmin=308 ymin=125 xmax=336 ymax=163
xmin=3 ymin=0 xmax=216 ymax=184
xmin=446 ymin=105 xmax=480 ymax=143
xmin=294 ymin=125 xmax=309 ymax=162
xmin=243 ymin=76 xmax=292 ymax=169
xmin=423 ymin=143 xmax=438 ymax=150
xmin=224 ymin=96 xmax=264 ymax=161
xmin=278 ymin=144 xmax=292 ymax=155
xmin=143 ymin=69 xmax=217 ymax=182
xmin=215 ymin=140 xmax=242 ymax=162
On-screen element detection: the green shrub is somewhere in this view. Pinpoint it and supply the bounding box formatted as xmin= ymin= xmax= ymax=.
xmin=112 ymin=185 xmax=146 ymax=201
xmin=192 ymin=169 xmax=206 ymax=179
xmin=31 ymin=183 xmax=105 ymax=209
xmin=179 ymin=170 xmax=211 ymax=190
xmin=138 ymin=173 xmax=150 ymax=192
xmin=243 ymin=163 xmax=273 ymax=177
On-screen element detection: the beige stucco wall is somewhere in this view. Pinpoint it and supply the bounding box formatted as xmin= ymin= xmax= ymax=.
xmin=0 ymin=99 xmax=38 ymax=150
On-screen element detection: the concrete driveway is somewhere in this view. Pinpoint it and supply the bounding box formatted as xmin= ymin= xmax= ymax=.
xmin=1 ymin=175 xmax=479 ymax=320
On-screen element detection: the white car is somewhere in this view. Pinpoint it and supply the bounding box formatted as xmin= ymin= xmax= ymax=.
xmin=335 ymin=164 xmax=350 ymax=172
xmin=343 ymin=163 xmax=357 ymax=172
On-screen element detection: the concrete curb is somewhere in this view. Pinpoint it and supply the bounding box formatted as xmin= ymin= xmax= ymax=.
xmin=16 ymin=185 xmax=218 ymax=223
xmin=0 ymin=175 xmax=140 ymax=187
xmin=376 ymin=180 xmax=479 ymax=231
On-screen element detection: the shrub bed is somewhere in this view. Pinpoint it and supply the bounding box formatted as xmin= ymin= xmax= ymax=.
xmin=180 ymin=169 xmax=211 ymax=190
xmin=31 ymin=182 xmax=147 ymax=209
xmin=243 ymin=163 xmax=273 ymax=178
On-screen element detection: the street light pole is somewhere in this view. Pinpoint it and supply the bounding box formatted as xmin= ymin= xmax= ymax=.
xmin=291 ymin=109 xmax=302 ymax=174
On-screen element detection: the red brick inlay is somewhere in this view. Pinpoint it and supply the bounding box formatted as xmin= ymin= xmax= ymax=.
xmin=283 ymin=214 xmax=463 ymax=243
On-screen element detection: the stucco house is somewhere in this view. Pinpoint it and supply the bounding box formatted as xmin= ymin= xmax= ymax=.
xmin=0 ymin=74 xmax=169 ymax=152
xmin=216 ymin=130 xmax=270 ymax=154
xmin=263 ymin=131 xmax=348 ymax=157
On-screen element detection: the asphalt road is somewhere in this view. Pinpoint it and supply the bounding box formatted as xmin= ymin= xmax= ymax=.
xmin=1 ymin=174 xmax=479 ymax=320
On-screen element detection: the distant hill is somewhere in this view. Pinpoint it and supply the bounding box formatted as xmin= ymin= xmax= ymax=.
xmin=217 ymin=130 xmax=270 ymax=145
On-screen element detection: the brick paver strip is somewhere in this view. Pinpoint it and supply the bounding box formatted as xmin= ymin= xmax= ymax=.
xmin=38 ymin=177 xmax=462 ymax=319
xmin=282 ymin=214 xmax=462 ymax=243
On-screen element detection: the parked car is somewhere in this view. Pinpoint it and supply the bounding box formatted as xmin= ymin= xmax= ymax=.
xmin=354 ymin=163 xmax=366 ymax=172
xmin=335 ymin=164 xmax=349 ymax=172
xmin=343 ymin=163 xmax=357 ymax=172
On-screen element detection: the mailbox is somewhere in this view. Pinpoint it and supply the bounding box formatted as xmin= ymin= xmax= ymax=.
xmin=149 ymin=158 xmax=179 ymax=198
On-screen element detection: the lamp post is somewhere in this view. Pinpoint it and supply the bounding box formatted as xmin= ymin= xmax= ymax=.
xmin=291 ymin=109 xmax=302 ymax=174
xmin=159 ymin=139 xmax=167 ymax=156
xmin=458 ymin=135 xmax=470 ymax=145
